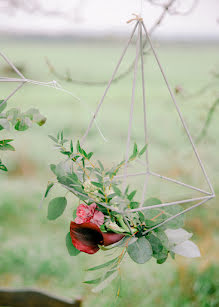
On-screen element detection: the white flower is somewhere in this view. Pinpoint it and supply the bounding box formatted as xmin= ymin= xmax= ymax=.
xmin=171 ymin=240 xmax=201 ymax=258
xmin=83 ymin=180 xmax=98 ymax=194
xmin=165 ymin=228 xmax=201 ymax=258
xmin=165 ymin=228 xmax=193 ymax=245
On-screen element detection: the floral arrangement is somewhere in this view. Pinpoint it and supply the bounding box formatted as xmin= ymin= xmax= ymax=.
xmin=43 ymin=132 xmax=201 ymax=293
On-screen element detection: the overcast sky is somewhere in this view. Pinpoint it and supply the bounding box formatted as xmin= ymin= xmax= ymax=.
xmin=0 ymin=0 xmax=219 ymax=38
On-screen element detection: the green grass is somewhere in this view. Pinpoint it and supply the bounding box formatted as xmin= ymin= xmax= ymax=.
xmin=0 ymin=39 xmax=218 ymax=306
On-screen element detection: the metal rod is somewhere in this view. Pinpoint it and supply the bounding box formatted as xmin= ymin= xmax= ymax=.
xmin=81 ymin=21 xmax=139 ymax=145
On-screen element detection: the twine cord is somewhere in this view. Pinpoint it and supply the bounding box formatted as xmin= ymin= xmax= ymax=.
xmin=122 ymin=22 xmax=141 ymax=193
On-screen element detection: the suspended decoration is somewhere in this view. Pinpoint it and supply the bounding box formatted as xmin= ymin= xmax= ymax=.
xmin=41 ymin=16 xmax=214 ymax=292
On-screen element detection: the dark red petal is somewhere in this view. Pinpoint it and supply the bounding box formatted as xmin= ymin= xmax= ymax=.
xmin=102 ymin=232 xmax=125 ymax=246
xmin=70 ymin=222 xmax=104 ymax=254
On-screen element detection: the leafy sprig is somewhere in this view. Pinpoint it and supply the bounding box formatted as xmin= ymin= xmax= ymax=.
xmin=43 ymin=131 xmax=191 ymax=293
xmin=0 ymin=100 xmax=46 ymax=172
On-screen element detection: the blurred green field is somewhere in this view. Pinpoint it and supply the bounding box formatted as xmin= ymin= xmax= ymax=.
xmin=0 ymin=38 xmax=218 ymax=307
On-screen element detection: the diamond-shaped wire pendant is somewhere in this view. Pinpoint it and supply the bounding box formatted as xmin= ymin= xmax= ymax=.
xmin=80 ymin=18 xmax=215 ymax=231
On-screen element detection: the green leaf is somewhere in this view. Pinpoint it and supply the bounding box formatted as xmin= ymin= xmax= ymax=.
xmin=50 ymin=164 xmax=57 ymax=175
xmin=77 ymin=140 xmax=82 ymax=154
xmin=143 ymin=198 xmax=184 ymax=229
xmin=128 ymin=190 xmax=137 ymax=201
xmin=92 ymin=270 xmax=118 ymax=293
xmin=70 ymin=140 xmax=74 ymax=153
xmin=139 ymin=144 xmax=148 ymax=156
xmin=97 ymin=160 xmax=104 ymax=171
xmin=48 ymin=135 xmax=58 ymax=143
xmin=87 ymin=152 xmax=93 ymax=159
xmin=155 ymin=247 xmax=168 ymax=264
xmin=0 ymin=160 xmax=8 ymax=172
xmin=73 ymin=209 xmax=77 ymax=220
xmin=0 ymin=139 xmax=13 ymax=144
xmin=44 ymin=183 xmax=54 ymax=198
xmin=133 ymin=143 xmax=138 ymax=155
xmin=91 ymin=181 xmax=103 ymax=189
xmin=127 ymin=237 xmax=152 ymax=264
xmin=66 ymin=232 xmax=80 ymax=256
xmin=0 ymin=142 xmax=15 ymax=151
xmin=83 ymin=278 xmax=101 ymax=285
xmin=112 ymin=184 xmax=122 ymax=196
xmin=15 ymin=117 xmax=32 ymax=131
xmin=146 ymin=233 xmax=163 ymax=255
xmin=154 ymin=229 xmax=169 ymax=249
xmin=87 ymin=257 xmax=118 ymax=271
xmin=130 ymin=201 xmax=139 ymax=209
xmin=138 ymin=212 xmax=145 ymax=223
xmin=47 ymin=197 xmax=67 ymax=220
xmin=129 ymin=142 xmax=138 ymax=160
xmin=0 ymin=100 xmax=7 ymax=113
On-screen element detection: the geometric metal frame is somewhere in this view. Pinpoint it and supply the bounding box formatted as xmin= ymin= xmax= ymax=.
xmin=80 ymin=18 xmax=215 ymax=233
xmin=0 ymin=21 xmax=215 ymax=234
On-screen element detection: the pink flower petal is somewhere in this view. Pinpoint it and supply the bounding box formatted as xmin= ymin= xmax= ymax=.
xmin=75 ymin=217 xmax=85 ymax=224
xmin=90 ymin=210 xmax=104 ymax=227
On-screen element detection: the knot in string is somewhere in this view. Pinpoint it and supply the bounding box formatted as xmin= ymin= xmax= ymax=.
xmin=127 ymin=14 xmax=143 ymax=24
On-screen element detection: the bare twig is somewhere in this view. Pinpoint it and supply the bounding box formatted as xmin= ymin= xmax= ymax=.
xmin=197 ymin=98 xmax=219 ymax=143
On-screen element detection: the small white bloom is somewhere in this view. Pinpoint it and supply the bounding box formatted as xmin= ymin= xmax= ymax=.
xmin=171 ymin=240 xmax=201 ymax=258
xmin=165 ymin=228 xmax=193 ymax=246
xmin=83 ymin=180 xmax=97 ymax=193
xmin=105 ymin=186 xmax=114 ymax=196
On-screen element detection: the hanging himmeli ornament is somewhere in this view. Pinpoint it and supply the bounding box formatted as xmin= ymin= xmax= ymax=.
xmin=44 ymin=15 xmax=215 ymax=293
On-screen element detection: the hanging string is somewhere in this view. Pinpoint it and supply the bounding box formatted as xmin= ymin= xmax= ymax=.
xmin=140 ymin=0 xmax=143 ymax=17
xmin=122 ymin=22 xmax=141 ymax=193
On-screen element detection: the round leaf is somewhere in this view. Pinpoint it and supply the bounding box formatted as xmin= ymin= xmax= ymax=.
xmin=127 ymin=237 xmax=152 ymax=264
xmin=47 ymin=197 xmax=67 ymax=220
xmin=66 ymin=232 xmax=80 ymax=256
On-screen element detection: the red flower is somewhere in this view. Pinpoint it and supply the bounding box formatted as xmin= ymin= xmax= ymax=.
xmin=70 ymin=221 xmax=125 ymax=254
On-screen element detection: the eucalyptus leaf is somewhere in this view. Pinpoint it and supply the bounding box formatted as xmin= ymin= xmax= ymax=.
xmin=143 ymin=198 xmax=184 ymax=229
xmin=146 ymin=233 xmax=163 ymax=255
xmin=47 ymin=197 xmax=67 ymax=220
xmin=127 ymin=237 xmax=152 ymax=264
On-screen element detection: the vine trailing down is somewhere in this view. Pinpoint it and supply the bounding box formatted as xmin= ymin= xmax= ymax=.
xmin=43 ymin=132 xmax=201 ymax=293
